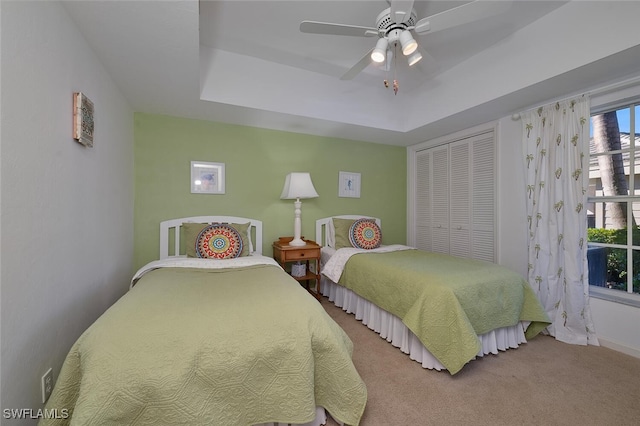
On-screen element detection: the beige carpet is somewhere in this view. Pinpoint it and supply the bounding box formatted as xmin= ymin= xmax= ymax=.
xmin=319 ymin=298 xmax=640 ymax=426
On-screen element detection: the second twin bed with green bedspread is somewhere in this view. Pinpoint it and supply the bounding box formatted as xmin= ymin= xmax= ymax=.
xmin=316 ymin=215 xmax=550 ymax=375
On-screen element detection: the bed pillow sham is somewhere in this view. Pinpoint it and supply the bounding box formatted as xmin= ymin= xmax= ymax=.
xmin=332 ymin=218 xmax=356 ymax=249
xmin=183 ymin=222 xmax=251 ymax=258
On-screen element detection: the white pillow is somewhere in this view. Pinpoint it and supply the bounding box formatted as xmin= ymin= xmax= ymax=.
xmin=248 ymin=227 xmax=255 ymax=253
xmin=327 ymin=219 xmax=336 ymax=248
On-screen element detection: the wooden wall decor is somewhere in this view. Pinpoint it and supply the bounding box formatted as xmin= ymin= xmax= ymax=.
xmin=73 ymin=92 xmax=94 ymax=147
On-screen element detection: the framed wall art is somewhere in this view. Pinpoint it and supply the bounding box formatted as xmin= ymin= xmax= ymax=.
xmin=338 ymin=171 xmax=361 ymax=198
xmin=191 ymin=161 xmax=225 ymax=194
xmin=73 ymin=92 xmax=94 ymax=147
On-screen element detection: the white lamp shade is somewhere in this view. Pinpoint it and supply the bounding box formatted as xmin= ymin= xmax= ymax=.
xmin=400 ymin=30 xmax=417 ymax=56
xmin=408 ymin=50 xmax=422 ymax=66
xmin=280 ymin=172 xmax=319 ymax=200
xmin=371 ymin=38 xmax=388 ymax=63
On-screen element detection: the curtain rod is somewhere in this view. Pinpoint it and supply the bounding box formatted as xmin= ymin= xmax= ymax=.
xmin=511 ymin=94 xmax=586 ymax=121
xmin=588 ymin=74 xmax=640 ymax=98
xmin=512 ymin=74 xmax=640 ymax=121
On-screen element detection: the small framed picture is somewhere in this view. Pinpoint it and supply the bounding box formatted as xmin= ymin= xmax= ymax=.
xmin=191 ymin=161 xmax=225 ymax=194
xmin=338 ymin=171 xmax=361 ymax=198
xmin=73 ymin=92 xmax=94 ymax=147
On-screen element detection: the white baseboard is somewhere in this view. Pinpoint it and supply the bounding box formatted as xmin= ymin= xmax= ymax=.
xmin=597 ymin=337 xmax=640 ymax=359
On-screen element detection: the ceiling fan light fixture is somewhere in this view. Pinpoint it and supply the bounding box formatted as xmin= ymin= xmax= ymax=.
xmin=371 ymin=38 xmax=388 ymax=63
xmin=399 ymin=30 xmax=417 ymax=56
xmin=408 ymin=51 xmax=422 ymax=66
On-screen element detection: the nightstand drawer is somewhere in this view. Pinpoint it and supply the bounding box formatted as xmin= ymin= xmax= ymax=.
xmin=285 ymin=248 xmax=320 ymax=261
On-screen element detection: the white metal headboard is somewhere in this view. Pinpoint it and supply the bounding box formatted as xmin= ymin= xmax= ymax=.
xmin=160 ymin=216 xmax=263 ymax=259
xmin=315 ymin=215 xmax=381 ymax=247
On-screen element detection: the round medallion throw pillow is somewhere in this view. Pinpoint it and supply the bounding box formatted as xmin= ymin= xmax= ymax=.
xmin=348 ymin=218 xmax=382 ymax=250
xmin=196 ymin=224 xmax=243 ymax=259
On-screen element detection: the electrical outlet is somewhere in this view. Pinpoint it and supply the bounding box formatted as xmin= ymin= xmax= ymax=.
xmin=41 ymin=368 xmax=53 ymax=403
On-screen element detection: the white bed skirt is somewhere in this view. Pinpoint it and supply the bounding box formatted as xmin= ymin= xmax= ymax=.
xmin=257 ymin=407 xmax=331 ymax=426
xmin=321 ymin=276 xmax=528 ymax=371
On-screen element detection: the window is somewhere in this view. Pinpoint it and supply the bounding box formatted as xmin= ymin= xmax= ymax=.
xmin=587 ymin=101 xmax=640 ymax=298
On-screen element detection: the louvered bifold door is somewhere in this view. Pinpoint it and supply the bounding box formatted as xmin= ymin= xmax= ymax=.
xmin=415 ymin=150 xmax=432 ymax=251
xmin=431 ymin=146 xmax=450 ymax=254
xmin=449 ymin=141 xmax=471 ymax=257
xmin=411 ymin=129 xmax=495 ymax=260
xmin=471 ymin=132 xmax=495 ymax=262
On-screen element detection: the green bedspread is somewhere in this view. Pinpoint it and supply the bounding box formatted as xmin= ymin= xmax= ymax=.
xmin=40 ymin=264 xmax=366 ymax=426
xmin=338 ymin=249 xmax=550 ymax=375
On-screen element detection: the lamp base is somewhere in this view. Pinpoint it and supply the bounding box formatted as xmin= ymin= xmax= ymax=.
xmin=289 ymin=238 xmax=306 ymax=247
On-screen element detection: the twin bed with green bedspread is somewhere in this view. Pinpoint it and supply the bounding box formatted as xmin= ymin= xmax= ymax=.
xmin=317 ymin=215 xmax=551 ymax=375
xmin=40 ymin=217 xmax=366 ymax=426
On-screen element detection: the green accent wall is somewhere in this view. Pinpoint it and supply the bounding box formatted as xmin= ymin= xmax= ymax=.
xmin=134 ymin=113 xmax=407 ymax=270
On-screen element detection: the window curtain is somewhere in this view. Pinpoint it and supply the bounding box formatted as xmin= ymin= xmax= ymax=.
xmin=521 ymin=96 xmax=599 ymax=346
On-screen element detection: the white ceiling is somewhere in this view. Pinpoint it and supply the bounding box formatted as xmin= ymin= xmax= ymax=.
xmin=62 ymin=1 xmax=640 ymax=147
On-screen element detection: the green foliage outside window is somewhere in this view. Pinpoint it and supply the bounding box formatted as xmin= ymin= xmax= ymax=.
xmin=587 ymin=227 xmax=640 ymax=293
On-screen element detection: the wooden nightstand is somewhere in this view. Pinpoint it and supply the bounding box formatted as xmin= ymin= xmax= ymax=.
xmin=273 ymin=237 xmax=322 ymax=300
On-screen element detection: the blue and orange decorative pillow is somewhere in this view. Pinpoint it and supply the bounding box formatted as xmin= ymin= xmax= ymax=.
xmin=195 ymin=224 xmax=244 ymax=259
xmin=183 ymin=222 xmax=250 ymax=259
xmin=348 ymin=218 xmax=382 ymax=250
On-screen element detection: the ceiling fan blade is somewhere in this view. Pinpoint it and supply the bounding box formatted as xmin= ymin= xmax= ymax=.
xmin=340 ymin=48 xmax=374 ymax=80
xmin=414 ymin=0 xmax=513 ymax=35
xmin=390 ymin=0 xmax=415 ymax=24
xmin=300 ymin=21 xmax=378 ymax=37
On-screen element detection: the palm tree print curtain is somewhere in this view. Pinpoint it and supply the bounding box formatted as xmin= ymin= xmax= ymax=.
xmin=522 ymin=96 xmax=599 ymax=345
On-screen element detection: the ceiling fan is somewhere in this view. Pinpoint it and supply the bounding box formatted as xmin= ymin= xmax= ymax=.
xmin=300 ymin=0 xmax=513 ymax=81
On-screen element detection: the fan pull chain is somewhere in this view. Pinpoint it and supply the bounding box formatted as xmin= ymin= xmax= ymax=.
xmin=393 ymin=43 xmax=399 ymax=95
xmin=382 ymin=43 xmax=399 ymax=95
xmin=383 ymin=47 xmax=390 ymax=89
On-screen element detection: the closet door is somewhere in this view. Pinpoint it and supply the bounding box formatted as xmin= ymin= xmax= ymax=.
xmin=470 ymin=133 xmax=495 ymax=262
xmin=415 ymin=150 xmax=432 ymax=251
xmin=411 ymin=129 xmax=495 ymax=261
xmin=414 ymin=145 xmax=450 ymax=253
xmin=449 ymin=140 xmax=471 ymax=258
xmin=431 ymin=145 xmax=450 ymax=254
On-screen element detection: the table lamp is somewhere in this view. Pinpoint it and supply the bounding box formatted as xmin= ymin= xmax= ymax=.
xmin=280 ymin=172 xmax=319 ymax=246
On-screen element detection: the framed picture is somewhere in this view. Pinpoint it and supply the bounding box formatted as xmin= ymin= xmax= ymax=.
xmin=73 ymin=92 xmax=94 ymax=147
xmin=191 ymin=161 xmax=225 ymax=194
xmin=338 ymin=171 xmax=361 ymax=198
